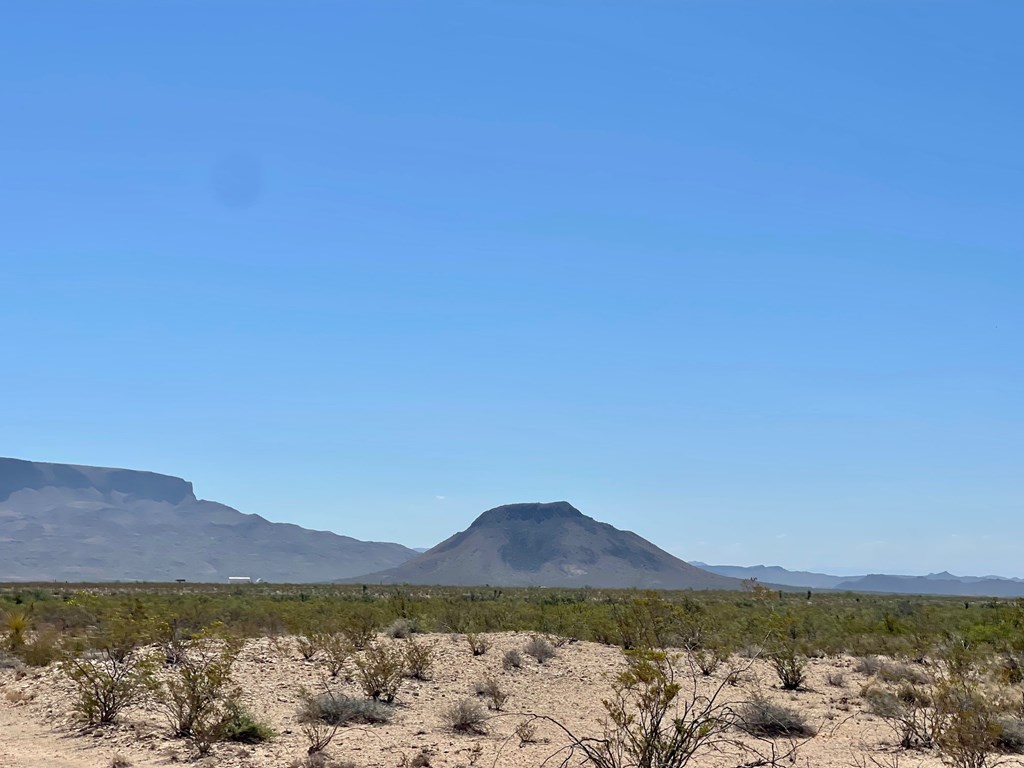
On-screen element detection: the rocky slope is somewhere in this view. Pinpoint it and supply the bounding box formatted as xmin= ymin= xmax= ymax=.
xmin=346 ymin=501 xmax=741 ymax=589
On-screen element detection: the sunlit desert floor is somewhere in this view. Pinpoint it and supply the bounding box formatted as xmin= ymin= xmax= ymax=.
xmin=0 ymin=632 xmax=1005 ymax=768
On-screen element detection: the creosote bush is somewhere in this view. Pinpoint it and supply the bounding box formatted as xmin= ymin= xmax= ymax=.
xmin=403 ymin=638 xmax=435 ymax=680
xmin=157 ymin=632 xmax=246 ymax=755
xmin=62 ymin=617 xmax=158 ymax=725
xmin=354 ymin=643 xmax=405 ymax=703
xmin=537 ymin=647 xmax=796 ymax=768
xmin=316 ymin=632 xmax=351 ymax=678
xmin=466 ymin=633 xmax=490 ymax=656
xmin=64 ymin=649 xmax=157 ymax=724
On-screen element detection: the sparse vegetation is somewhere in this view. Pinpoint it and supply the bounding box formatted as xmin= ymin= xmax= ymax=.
xmin=300 ymin=689 xmax=394 ymax=725
xmin=155 ymin=632 xmax=242 ymax=752
xmin=221 ymin=700 xmax=276 ymax=743
xmin=466 ymin=632 xmax=490 ymax=656
xmin=12 ymin=583 xmax=1024 ymax=768
xmin=62 ymin=618 xmax=158 ymax=726
xmin=444 ymin=698 xmax=488 ymax=734
xmin=387 ymin=618 xmax=413 ymax=639
xmin=403 ymin=637 xmax=435 ymax=680
xmin=738 ymin=694 xmax=816 ymax=737
xmin=524 ymin=635 xmax=556 ymax=664
xmin=354 ymin=642 xmax=405 ymax=702
xmin=473 ymin=675 xmax=509 ymax=710
xmin=502 ymin=648 xmax=523 ymax=670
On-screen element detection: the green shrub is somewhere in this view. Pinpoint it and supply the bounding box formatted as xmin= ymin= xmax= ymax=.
xmin=767 ymin=647 xmax=807 ymax=691
xmin=62 ymin=648 xmax=157 ymax=724
xmin=354 ymin=644 xmax=404 ymax=703
xmin=403 ymin=638 xmax=435 ymax=680
xmin=221 ymin=701 xmax=276 ymax=743
xmin=155 ymin=633 xmax=242 ymax=755
xmin=341 ymin=610 xmax=379 ymax=650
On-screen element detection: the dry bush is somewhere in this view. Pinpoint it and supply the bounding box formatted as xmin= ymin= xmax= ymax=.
xmin=466 ymin=633 xmax=490 ymax=656
xmin=515 ymin=718 xmax=539 ymax=745
xmin=387 ymin=619 xmax=413 ymax=639
xmin=301 ymin=718 xmax=339 ymax=757
xmin=855 ymin=656 xmax=883 ymax=676
xmin=291 ymin=755 xmax=355 ymax=768
xmin=826 ymin=671 xmax=847 ymax=687
xmin=525 ymin=635 xmax=556 ymax=664
xmin=995 ymin=715 xmax=1024 ymax=754
xmin=297 ymin=634 xmax=320 ymax=661
xmin=737 ymin=694 xmax=815 ymax=737
xmin=474 ymin=675 xmax=509 ymax=710
xmin=877 ymin=660 xmax=931 ymax=686
xmin=399 ymin=749 xmax=432 ymax=768
xmin=691 ymin=646 xmax=727 ymax=677
xmin=502 ymin=648 xmax=523 ymax=670
xmin=444 ymin=698 xmax=488 ymax=734
xmin=997 ymin=654 xmax=1024 ymax=686
xmin=354 ymin=643 xmax=404 ymax=702
xmin=862 ymin=684 xmax=939 ymax=749
xmin=301 ymin=690 xmax=394 ymax=726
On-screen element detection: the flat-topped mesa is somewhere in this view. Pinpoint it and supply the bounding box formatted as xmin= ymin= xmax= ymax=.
xmin=469 ymin=501 xmax=585 ymax=527
xmin=0 ymin=457 xmax=418 ymax=582
xmin=0 ymin=457 xmax=196 ymax=505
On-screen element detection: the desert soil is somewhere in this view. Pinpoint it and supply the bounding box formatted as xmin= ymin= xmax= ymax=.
xmin=0 ymin=632 xmax=993 ymax=768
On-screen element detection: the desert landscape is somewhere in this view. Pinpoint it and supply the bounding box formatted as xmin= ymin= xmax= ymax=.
xmin=3 ymin=583 xmax=1024 ymax=768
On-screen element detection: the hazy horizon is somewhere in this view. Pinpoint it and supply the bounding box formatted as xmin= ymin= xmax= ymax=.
xmin=3 ymin=3 xmax=1021 ymax=577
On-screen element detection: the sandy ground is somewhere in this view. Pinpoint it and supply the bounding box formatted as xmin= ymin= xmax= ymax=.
xmin=0 ymin=632 xmax=1012 ymax=768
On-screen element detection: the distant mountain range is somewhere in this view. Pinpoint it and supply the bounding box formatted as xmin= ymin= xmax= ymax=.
xmin=4 ymin=457 xmax=1021 ymax=596
xmin=0 ymin=458 xmax=417 ymax=582
xmin=346 ymin=502 xmax=741 ymax=589
xmin=693 ymin=563 xmax=1024 ymax=597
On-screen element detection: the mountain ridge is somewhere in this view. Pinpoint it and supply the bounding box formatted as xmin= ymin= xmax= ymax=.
xmin=694 ymin=562 xmax=1024 ymax=597
xmin=0 ymin=457 xmax=417 ymax=582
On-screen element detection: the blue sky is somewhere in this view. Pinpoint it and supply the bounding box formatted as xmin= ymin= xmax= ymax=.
xmin=2 ymin=1 xmax=1021 ymax=576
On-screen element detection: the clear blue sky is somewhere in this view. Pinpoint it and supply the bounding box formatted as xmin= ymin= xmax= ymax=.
xmin=2 ymin=2 xmax=1021 ymax=576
